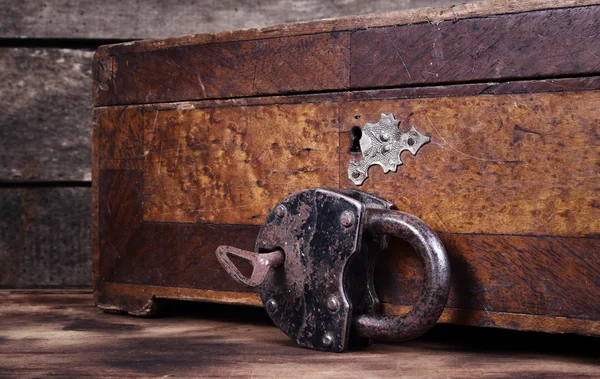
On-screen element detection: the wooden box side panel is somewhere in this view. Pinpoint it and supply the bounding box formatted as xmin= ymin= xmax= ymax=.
xmin=131 ymin=91 xmax=599 ymax=236
xmin=142 ymin=103 xmax=340 ymax=224
xmin=93 ymin=83 xmax=599 ymax=335
xmin=340 ymin=92 xmax=599 ymax=236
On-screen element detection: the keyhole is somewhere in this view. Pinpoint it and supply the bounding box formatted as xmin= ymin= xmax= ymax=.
xmin=349 ymin=126 xmax=362 ymax=153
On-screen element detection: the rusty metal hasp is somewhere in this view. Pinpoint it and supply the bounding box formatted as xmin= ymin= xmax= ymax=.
xmin=216 ymin=188 xmax=450 ymax=352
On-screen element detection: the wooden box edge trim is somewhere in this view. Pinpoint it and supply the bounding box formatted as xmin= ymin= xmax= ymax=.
xmin=94 ymin=0 xmax=600 ymax=58
xmin=96 ymin=282 xmax=600 ymax=337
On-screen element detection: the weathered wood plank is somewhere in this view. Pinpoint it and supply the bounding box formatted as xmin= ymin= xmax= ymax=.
xmin=95 ymin=107 xmax=145 ymax=170
xmin=1 ymin=0 xmax=484 ymax=39
xmin=384 ymin=304 xmax=600 ymax=336
xmin=350 ymin=7 xmax=600 ymax=89
xmin=489 ymin=77 xmax=600 ymax=95
xmin=94 ymin=5 xmax=600 ymax=106
xmin=0 ymin=48 xmax=93 ymax=181
xmin=95 ymin=282 xmax=600 ymax=336
xmin=142 ymin=103 xmax=340 ymax=224
xmin=105 ymin=91 xmax=600 ymax=236
xmin=99 ymin=222 xmax=258 ymax=293
xmin=91 ymin=105 xmax=100 ymax=291
xmin=98 ymin=170 xmax=143 ymax=287
xmin=0 ymin=188 xmax=91 ymax=287
xmin=92 ymin=1 xmax=600 ymax=55
xmin=1 ymin=293 xmax=598 ymax=378
xmin=340 ymin=91 xmax=600 ymax=237
xmin=95 ymin=217 xmax=600 ymax=323
xmin=95 ymin=77 xmax=600 ymax=110
xmin=376 ymin=234 xmax=600 ymax=321
xmin=96 ymin=32 xmax=350 ymax=106
xmin=7 ymin=77 xmax=590 ymax=289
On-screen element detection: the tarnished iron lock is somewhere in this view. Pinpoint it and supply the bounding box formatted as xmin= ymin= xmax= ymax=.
xmin=216 ymin=188 xmax=450 ymax=352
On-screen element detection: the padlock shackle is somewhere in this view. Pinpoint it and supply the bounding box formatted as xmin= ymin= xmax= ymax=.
xmin=353 ymin=208 xmax=451 ymax=341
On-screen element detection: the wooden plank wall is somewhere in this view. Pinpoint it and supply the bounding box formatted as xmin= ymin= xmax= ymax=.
xmin=0 ymin=0 xmax=457 ymax=287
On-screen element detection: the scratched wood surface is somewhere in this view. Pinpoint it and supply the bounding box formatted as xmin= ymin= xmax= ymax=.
xmin=0 ymin=48 xmax=93 ymax=182
xmin=1 ymin=0 xmax=459 ymax=39
xmin=349 ymin=6 xmax=600 ymax=89
xmin=91 ymin=1 xmax=600 ymax=336
xmin=0 ymin=188 xmax=91 ymax=287
xmin=339 ymin=91 xmax=600 ymax=237
xmin=378 ymin=235 xmax=600 ymax=321
xmin=97 ymin=91 xmax=600 ymax=235
xmin=95 ymin=215 xmax=600 ymax=325
xmin=93 ymin=0 xmax=600 ymax=55
xmin=1 ymin=293 xmax=598 ymax=378
xmin=94 ymin=88 xmax=600 ymax=334
xmin=94 ymin=5 xmax=600 ymax=106
xmin=142 ymin=103 xmax=340 ymax=224
xmin=96 ymin=33 xmax=349 ymax=106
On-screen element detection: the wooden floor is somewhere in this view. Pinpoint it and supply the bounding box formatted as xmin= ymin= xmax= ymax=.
xmin=0 ymin=292 xmax=598 ymax=378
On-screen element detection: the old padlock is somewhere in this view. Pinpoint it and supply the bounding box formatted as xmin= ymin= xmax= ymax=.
xmin=216 ymin=188 xmax=450 ymax=352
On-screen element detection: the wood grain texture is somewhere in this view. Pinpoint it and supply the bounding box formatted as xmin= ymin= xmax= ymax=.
xmin=94 ymin=87 xmax=600 ymax=332
xmin=94 ymin=5 xmax=600 ymax=106
xmin=93 ymin=1 xmax=600 ymax=56
xmin=142 ymin=103 xmax=340 ymax=224
xmin=97 ymin=32 xmax=349 ymax=106
xmin=2 ymin=293 xmax=598 ymax=378
xmin=0 ymin=188 xmax=91 ymax=287
xmin=97 ymin=282 xmax=262 ymax=307
xmin=98 ymin=170 xmax=143 ymax=285
xmin=0 ymin=48 xmax=93 ymax=181
xmin=7 ymin=77 xmax=594 ymax=289
xmin=98 ymin=77 xmax=600 ymax=112
xmin=1 ymin=0 xmax=458 ymax=39
xmin=95 ymin=106 xmax=145 ymax=170
xmin=99 ymin=222 xmax=259 ymax=293
xmin=340 ymin=91 xmax=600 ymax=237
xmin=95 ymin=283 xmax=600 ymax=336
xmin=95 ymin=217 xmax=600 ymax=323
xmin=383 ymin=304 xmax=600 ymax=336
xmin=119 ymin=91 xmax=600 ymax=236
xmin=488 ymin=77 xmax=600 ymax=95
xmin=351 ymin=6 xmax=600 ymax=89
xmin=376 ymin=234 xmax=600 ymax=321
xmin=91 ymin=108 xmax=100 ymax=290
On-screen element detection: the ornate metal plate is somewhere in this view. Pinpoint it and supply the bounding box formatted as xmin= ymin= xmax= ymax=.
xmin=347 ymin=113 xmax=430 ymax=185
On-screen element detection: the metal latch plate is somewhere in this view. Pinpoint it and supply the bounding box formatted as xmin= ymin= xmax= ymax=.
xmin=348 ymin=113 xmax=429 ymax=185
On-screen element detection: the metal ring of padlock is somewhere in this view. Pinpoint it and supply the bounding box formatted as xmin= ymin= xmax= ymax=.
xmin=353 ymin=208 xmax=450 ymax=342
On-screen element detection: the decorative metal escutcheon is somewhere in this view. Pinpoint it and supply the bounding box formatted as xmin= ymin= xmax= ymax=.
xmin=216 ymin=188 xmax=450 ymax=352
xmin=348 ymin=113 xmax=430 ymax=186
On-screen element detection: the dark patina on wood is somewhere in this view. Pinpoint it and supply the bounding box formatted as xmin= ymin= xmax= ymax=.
xmin=92 ymin=1 xmax=600 ymax=337
xmin=94 ymin=5 xmax=600 ymax=106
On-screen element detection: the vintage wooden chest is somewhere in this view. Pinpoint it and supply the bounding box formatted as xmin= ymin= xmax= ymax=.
xmin=92 ymin=0 xmax=599 ymax=342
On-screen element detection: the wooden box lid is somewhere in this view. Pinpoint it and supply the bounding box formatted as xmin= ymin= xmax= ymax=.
xmin=93 ymin=0 xmax=600 ymax=106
